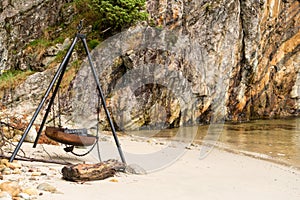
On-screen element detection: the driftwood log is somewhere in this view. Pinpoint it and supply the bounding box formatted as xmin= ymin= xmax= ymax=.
xmin=61 ymin=159 xmax=126 ymax=182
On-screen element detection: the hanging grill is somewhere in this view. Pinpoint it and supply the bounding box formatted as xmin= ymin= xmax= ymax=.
xmin=44 ymin=77 xmax=98 ymax=148
xmin=45 ymin=126 xmax=97 ymax=146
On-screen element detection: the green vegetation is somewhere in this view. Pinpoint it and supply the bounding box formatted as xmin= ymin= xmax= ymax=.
xmin=0 ymin=70 xmax=34 ymax=90
xmin=88 ymin=39 xmax=101 ymax=50
xmin=0 ymin=70 xmax=20 ymax=82
xmin=53 ymin=36 xmax=65 ymax=45
xmin=28 ymin=39 xmax=51 ymax=47
xmin=90 ymin=0 xmax=148 ymax=32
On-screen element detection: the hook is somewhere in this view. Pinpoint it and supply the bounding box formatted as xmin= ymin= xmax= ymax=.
xmin=77 ymin=20 xmax=84 ymax=33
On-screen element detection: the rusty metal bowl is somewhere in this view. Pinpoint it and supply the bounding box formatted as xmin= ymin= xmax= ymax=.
xmin=45 ymin=126 xmax=97 ymax=146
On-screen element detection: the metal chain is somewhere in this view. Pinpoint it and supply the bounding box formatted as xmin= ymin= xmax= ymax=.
xmin=68 ymin=90 xmax=102 ymax=160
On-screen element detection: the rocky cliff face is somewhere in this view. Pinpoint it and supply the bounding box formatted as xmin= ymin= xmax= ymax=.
xmin=147 ymin=0 xmax=299 ymax=122
xmin=227 ymin=0 xmax=300 ymax=120
xmin=0 ymin=0 xmax=66 ymax=73
xmin=0 ymin=0 xmax=299 ymax=131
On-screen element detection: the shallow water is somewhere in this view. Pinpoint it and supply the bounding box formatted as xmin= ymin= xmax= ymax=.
xmin=214 ymin=118 xmax=300 ymax=169
xmin=128 ymin=118 xmax=300 ymax=169
xmin=195 ymin=118 xmax=300 ymax=168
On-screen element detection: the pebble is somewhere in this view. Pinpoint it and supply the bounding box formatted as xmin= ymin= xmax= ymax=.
xmin=1 ymin=127 xmax=14 ymax=139
xmin=0 ymin=181 xmax=21 ymax=197
xmin=0 ymin=159 xmax=60 ymax=199
xmin=0 ymin=197 xmax=12 ymax=200
xmin=12 ymin=197 xmax=23 ymax=200
xmin=125 ymin=164 xmax=147 ymax=175
xmin=18 ymin=193 xmax=30 ymax=200
xmin=31 ymin=172 xmax=41 ymax=176
xmin=37 ymin=183 xmax=57 ymax=193
xmin=109 ymin=178 xmax=118 ymax=182
xmin=0 ymin=164 xmax=6 ymax=172
xmin=0 ymin=159 xmax=9 ymax=166
xmin=2 ymin=168 xmax=12 ymax=175
xmin=28 ymin=177 xmax=37 ymax=181
xmin=22 ymin=188 xmax=39 ymax=196
xmin=25 ymin=125 xmax=37 ymax=143
xmin=0 ymin=191 xmax=12 ymax=199
xmin=12 ymin=168 xmax=22 ymax=174
xmin=12 ymin=134 xmax=22 ymax=142
xmin=0 ymin=159 xmax=22 ymax=171
xmin=7 ymin=162 xmax=22 ymax=170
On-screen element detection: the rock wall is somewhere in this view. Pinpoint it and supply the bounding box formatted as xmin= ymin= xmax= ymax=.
xmin=0 ymin=0 xmax=299 ymax=131
xmin=0 ymin=0 xmax=66 ymax=73
xmin=228 ymin=0 xmax=300 ymax=120
xmin=147 ymin=0 xmax=300 ymax=122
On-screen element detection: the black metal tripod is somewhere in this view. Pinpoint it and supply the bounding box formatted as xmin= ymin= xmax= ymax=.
xmin=9 ymin=21 xmax=126 ymax=164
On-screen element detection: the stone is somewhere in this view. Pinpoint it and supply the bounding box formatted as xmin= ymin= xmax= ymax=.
xmin=24 ymin=125 xmax=37 ymax=143
xmin=1 ymin=127 xmax=14 ymax=139
xmin=7 ymin=161 xmax=22 ymax=170
xmin=17 ymin=193 xmax=30 ymax=200
xmin=13 ymin=129 xmax=23 ymax=137
xmin=61 ymin=38 xmax=71 ymax=50
xmin=0 ymin=181 xmax=21 ymax=197
xmin=0 ymin=159 xmax=9 ymax=166
xmin=0 ymin=164 xmax=6 ymax=172
xmin=28 ymin=177 xmax=37 ymax=181
xmin=31 ymin=172 xmax=41 ymax=176
xmin=0 ymin=191 xmax=12 ymax=199
xmin=125 ymin=164 xmax=147 ymax=175
xmin=2 ymin=168 xmax=12 ymax=175
xmin=37 ymin=183 xmax=57 ymax=193
xmin=22 ymin=188 xmax=39 ymax=196
xmin=12 ymin=169 xmax=22 ymax=174
xmin=0 ymin=197 xmax=12 ymax=200
xmin=109 ymin=178 xmax=118 ymax=182
xmin=41 ymin=56 xmax=55 ymax=66
xmin=13 ymin=198 xmax=23 ymax=200
xmin=12 ymin=134 xmax=22 ymax=142
xmin=46 ymin=46 xmax=59 ymax=56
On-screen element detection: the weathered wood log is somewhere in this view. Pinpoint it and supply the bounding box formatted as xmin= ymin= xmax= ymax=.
xmin=61 ymin=159 xmax=126 ymax=182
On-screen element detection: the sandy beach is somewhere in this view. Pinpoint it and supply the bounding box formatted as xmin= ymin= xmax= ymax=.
xmin=1 ymin=135 xmax=300 ymax=200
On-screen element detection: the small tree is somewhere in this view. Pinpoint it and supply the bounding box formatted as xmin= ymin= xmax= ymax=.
xmin=91 ymin=0 xmax=148 ymax=33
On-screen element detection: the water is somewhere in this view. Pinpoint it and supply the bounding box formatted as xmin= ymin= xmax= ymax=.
xmin=211 ymin=118 xmax=300 ymax=169
xmin=129 ymin=118 xmax=300 ymax=169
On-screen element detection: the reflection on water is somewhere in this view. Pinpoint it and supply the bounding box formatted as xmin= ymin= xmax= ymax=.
xmin=127 ymin=118 xmax=300 ymax=168
xmin=214 ymin=118 xmax=300 ymax=169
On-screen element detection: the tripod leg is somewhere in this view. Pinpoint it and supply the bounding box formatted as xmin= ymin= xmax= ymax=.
xmin=81 ymin=37 xmax=126 ymax=164
xmin=9 ymin=36 xmax=79 ymax=162
xmin=33 ymin=50 xmax=73 ymax=147
xmin=96 ymin=140 xmax=102 ymax=162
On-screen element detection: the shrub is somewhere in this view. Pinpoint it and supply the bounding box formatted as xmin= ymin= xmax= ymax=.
xmin=88 ymin=39 xmax=101 ymax=49
xmin=90 ymin=0 xmax=148 ymax=32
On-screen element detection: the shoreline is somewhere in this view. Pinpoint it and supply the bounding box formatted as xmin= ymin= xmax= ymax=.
xmin=210 ymin=141 xmax=300 ymax=171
